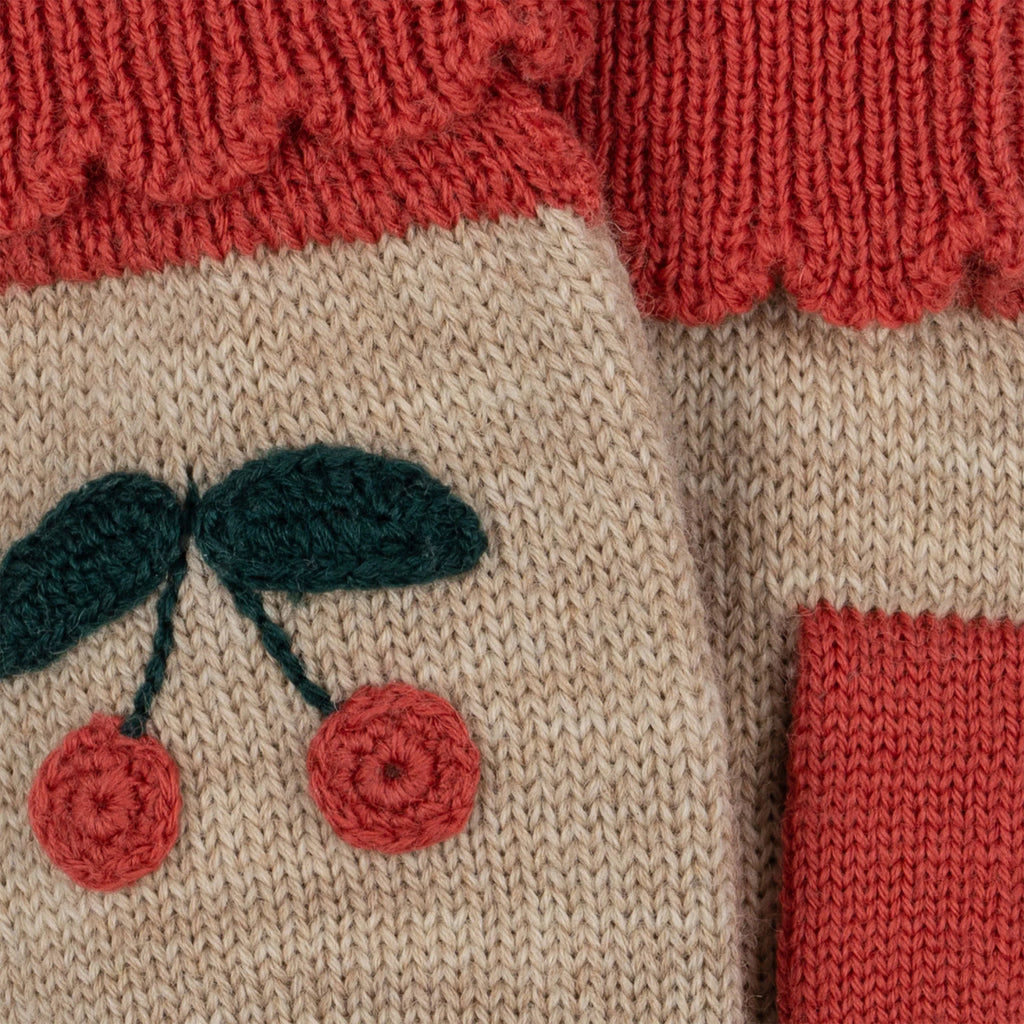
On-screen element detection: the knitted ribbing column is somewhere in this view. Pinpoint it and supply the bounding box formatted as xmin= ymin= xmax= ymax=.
xmin=560 ymin=0 xmax=1024 ymax=327
xmin=0 ymin=2 xmax=742 ymax=1022
xmin=560 ymin=1 xmax=1024 ymax=1020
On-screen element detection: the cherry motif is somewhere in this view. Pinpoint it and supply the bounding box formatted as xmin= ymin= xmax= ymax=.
xmin=6 ymin=448 xmax=487 ymax=888
xmin=28 ymin=714 xmax=181 ymax=891
xmin=308 ymin=683 xmax=480 ymax=854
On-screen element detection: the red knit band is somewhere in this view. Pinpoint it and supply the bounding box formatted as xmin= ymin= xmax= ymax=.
xmin=778 ymin=602 xmax=1024 ymax=1023
xmin=0 ymin=0 xmax=600 ymax=292
xmin=560 ymin=0 xmax=1024 ymax=328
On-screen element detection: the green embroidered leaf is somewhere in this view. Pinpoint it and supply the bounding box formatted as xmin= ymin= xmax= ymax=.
xmin=0 ymin=474 xmax=185 ymax=678
xmin=194 ymin=445 xmax=487 ymax=593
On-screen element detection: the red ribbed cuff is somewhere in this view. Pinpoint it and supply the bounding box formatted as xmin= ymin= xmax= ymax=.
xmin=0 ymin=0 xmax=600 ymax=291
xmin=778 ymin=602 xmax=1024 ymax=1023
xmin=561 ymin=0 xmax=1024 ymax=328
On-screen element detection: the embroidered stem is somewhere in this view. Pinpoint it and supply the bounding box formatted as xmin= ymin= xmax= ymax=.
xmin=121 ymin=478 xmax=199 ymax=739
xmin=224 ymin=582 xmax=335 ymax=717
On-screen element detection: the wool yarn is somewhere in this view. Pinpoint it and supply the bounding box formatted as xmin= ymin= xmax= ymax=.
xmin=655 ymin=299 xmax=1024 ymax=1021
xmin=3 ymin=1 xmax=1023 ymax=1020
xmin=0 ymin=474 xmax=185 ymax=678
xmin=562 ymin=9 xmax=1024 ymax=1017
xmin=778 ymin=602 xmax=1024 ymax=1022
xmin=559 ymin=0 xmax=1024 ymax=327
xmin=121 ymin=481 xmax=196 ymax=740
xmin=27 ymin=714 xmax=181 ymax=892
xmin=0 ymin=0 xmax=599 ymax=292
xmin=0 ymin=208 xmax=741 ymax=1023
xmin=308 ymin=682 xmax=481 ymax=855
xmin=6 ymin=441 xmax=487 ymax=884
xmin=192 ymin=445 xmax=488 ymax=594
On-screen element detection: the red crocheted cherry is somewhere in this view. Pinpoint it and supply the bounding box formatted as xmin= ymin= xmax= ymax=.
xmin=308 ymin=683 xmax=480 ymax=854
xmin=27 ymin=713 xmax=181 ymax=891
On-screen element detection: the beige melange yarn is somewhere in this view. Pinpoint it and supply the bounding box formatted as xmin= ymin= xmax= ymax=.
xmin=0 ymin=206 xmax=742 ymax=1024
xmin=653 ymin=297 xmax=1024 ymax=1021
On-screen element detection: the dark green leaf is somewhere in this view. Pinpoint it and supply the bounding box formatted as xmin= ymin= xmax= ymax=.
xmin=194 ymin=445 xmax=487 ymax=593
xmin=0 ymin=474 xmax=185 ymax=678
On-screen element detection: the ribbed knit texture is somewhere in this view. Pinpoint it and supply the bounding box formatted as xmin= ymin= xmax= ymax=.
xmin=0 ymin=0 xmax=599 ymax=291
xmin=560 ymin=0 xmax=1024 ymax=327
xmin=778 ymin=602 xmax=1024 ymax=1023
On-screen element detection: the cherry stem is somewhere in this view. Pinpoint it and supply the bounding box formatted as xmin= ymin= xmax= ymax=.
xmin=121 ymin=478 xmax=199 ymax=739
xmin=224 ymin=583 xmax=335 ymax=717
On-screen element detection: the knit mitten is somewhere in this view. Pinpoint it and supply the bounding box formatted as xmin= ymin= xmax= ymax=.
xmin=0 ymin=3 xmax=742 ymax=1023
xmin=657 ymin=303 xmax=1024 ymax=1024
xmin=562 ymin=2 xmax=1024 ymax=1021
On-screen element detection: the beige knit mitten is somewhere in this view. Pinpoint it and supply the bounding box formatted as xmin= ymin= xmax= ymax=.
xmin=566 ymin=2 xmax=1024 ymax=1018
xmin=0 ymin=179 xmax=742 ymax=1024
xmin=655 ymin=304 xmax=1024 ymax=1020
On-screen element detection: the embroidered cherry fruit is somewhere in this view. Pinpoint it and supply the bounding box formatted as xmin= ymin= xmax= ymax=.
xmin=2 ymin=446 xmax=488 ymax=886
xmin=308 ymin=683 xmax=480 ymax=854
xmin=28 ymin=714 xmax=181 ymax=891
xmin=195 ymin=447 xmax=488 ymax=855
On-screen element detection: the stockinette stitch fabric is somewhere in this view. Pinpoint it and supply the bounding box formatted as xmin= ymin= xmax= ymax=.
xmin=654 ymin=300 xmax=1024 ymax=1023
xmin=0 ymin=218 xmax=742 ymax=1023
xmin=0 ymin=3 xmax=742 ymax=1022
xmin=3 ymin=2 xmax=1024 ymax=1023
xmin=564 ymin=3 xmax=1024 ymax=1023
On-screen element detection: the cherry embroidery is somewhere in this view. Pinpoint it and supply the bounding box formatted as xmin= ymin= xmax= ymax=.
xmin=308 ymin=683 xmax=480 ymax=854
xmin=2 ymin=445 xmax=487 ymax=889
xmin=27 ymin=714 xmax=181 ymax=891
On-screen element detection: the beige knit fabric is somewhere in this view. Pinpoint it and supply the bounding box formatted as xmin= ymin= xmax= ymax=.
xmin=0 ymin=207 xmax=741 ymax=1024
xmin=653 ymin=297 xmax=1024 ymax=1021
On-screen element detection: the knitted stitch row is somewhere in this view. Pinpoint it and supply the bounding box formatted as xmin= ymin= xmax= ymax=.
xmin=0 ymin=0 xmax=599 ymax=291
xmin=558 ymin=0 xmax=1024 ymax=327
xmin=779 ymin=602 xmax=1024 ymax=1022
xmin=4 ymin=0 xmax=1021 ymax=330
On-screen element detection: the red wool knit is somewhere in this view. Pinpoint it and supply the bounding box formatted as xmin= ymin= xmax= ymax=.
xmin=28 ymin=715 xmax=181 ymax=892
xmin=778 ymin=602 xmax=1024 ymax=1023
xmin=559 ymin=0 xmax=1024 ymax=328
xmin=308 ymin=683 xmax=481 ymax=856
xmin=4 ymin=0 xmax=1021 ymax=330
xmin=0 ymin=0 xmax=600 ymax=292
